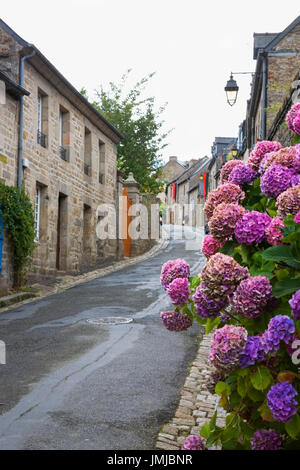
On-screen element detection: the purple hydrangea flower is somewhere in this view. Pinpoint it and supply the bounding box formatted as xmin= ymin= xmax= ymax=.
xmin=262 ymin=315 xmax=295 ymax=354
xmin=182 ymin=435 xmax=206 ymax=450
xmin=234 ymin=211 xmax=271 ymax=245
xmin=267 ymin=382 xmax=298 ymax=422
xmin=260 ymin=164 xmax=295 ymax=199
xmin=160 ymin=259 xmax=190 ymax=290
xmin=228 ymin=163 xmax=257 ymax=187
xmin=251 ymin=429 xmax=282 ymax=450
xmin=192 ymin=284 xmax=227 ymax=319
xmin=289 ymin=290 xmax=300 ymax=321
xmin=220 ymin=159 xmax=244 ymax=183
xmin=265 ymin=217 xmax=284 ymax=246
xmin=201 ymin=253 xmax=249 ymax=299
xmin=209 ymin=324 xmax=248 ymax=372
xmin=291 ymin=173 xmax=300 ymax=187
xmin=166 ymin=277 xmax=190 ymax=306
xmin=231 ymin=276 xmax=273 ymax=319
xmin=276 ymin=184 xmax=300 ymax=218
xmin=239 ymin=336 xmax=265 ymax=368
xmin=160 ymin=311 xmax=192 ymax=332
xmin=209 ymin=203 xmax=247 ymax=242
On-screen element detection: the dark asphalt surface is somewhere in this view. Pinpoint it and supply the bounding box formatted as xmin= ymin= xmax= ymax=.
xmin=0 ymin=226 xmax=204 ymax=450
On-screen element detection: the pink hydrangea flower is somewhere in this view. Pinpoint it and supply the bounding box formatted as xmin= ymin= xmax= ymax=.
xmin=262 ymin=146 xmax=297 ymax=173
xmin=160 ymin=259 xmax=190 ymax=290
xmin=166 ymin=278 xmax=190 ymax=306
xmin=160 ymin=311 xmax=192 ymax=332
xmin=276 ymin=184 xmax=300 ymax=218
xmin=265 ymin=217 xmax=285 ymax=245
xmin=204 ymin=183 xmax=245 ymax=220
xmin=209 ymin=203 xmax=247 ymax=241
xmin=201 ymin=253 xmax=249 ymax=299
xmin=231 ymin=276 xmax=273 ymax=319
xmin=201 ymin=234 xmax=223 ymax=258
xmin=248 ymin=141 xmax=282 ymax=172
xmin=220 ymin=159 xmax=243 ymax=183
xmin=294 ymin=210 xmax=300 ymax=223
xmin=286 ymin=103 xmax=300 ymax=133
xmin=209 ymin=324 xmax=248 ymax=372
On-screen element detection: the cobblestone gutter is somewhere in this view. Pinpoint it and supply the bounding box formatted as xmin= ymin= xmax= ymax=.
xmin=155 ymin=334 xmax=226 ymax=450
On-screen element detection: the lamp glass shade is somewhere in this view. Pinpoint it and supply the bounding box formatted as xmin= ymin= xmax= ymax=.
xmin=225 ymin=74 xmax=239 ymax=106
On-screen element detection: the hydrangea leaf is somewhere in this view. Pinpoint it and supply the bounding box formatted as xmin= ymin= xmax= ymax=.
xmin=273 ymin=279 xmax=300 ymax=298
xmin=277 ymin=370 xmax=298 ymax=384
xmin=200 ymin=423 xmax=211 ymax=439
xmin=250 ymin=366 xmax=272 ymax=391
xmin=285 ymin=413 xmax=300 ymax=439
xmin=215 ymin=382 xmax=230 ymax=397
xmin=205 ymin=316 xmax=220 ymax=334
xmin=237 ymin=376 xmax=248 ymax=398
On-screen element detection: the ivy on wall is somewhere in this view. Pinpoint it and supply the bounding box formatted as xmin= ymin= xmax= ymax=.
xmin=0 ymin=183 xmax=35 ymax=286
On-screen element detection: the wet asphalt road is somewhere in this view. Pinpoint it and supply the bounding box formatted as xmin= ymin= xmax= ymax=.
xmin=0 ymin=226 xmax=204 ymax=450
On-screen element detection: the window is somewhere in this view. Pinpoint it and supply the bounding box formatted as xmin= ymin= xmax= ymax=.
xmin=59 ymin=106 xmax=70 ymax=161
xmin=34 ymin=186 xmax=41 ymax=241
xmin=84 ymin=127 xmax=92 ymax=176
xmin=99 ymin=140 xmax=105 ymax=184
xmin=37 ymin=90 xmax=48 ymax=148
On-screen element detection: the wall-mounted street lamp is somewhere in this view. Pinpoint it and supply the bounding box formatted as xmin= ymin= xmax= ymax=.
xmin=231 ymin=147 xmax=238 ymax=158
xmin=225 ymin=72 xmax=254 ymax=107
xmin=225 ymin=74 xmax=239 ymax=107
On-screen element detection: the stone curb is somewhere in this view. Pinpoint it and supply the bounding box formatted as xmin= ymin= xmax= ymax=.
xmin=0 ymin=291 xmax=36 ymax=308
xmin=0 ymin=235 xmax=169 ymax=314
xmin=155 ymin=333 xmax=226 ymax=450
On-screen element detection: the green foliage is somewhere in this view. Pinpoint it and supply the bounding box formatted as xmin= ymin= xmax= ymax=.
xmin=0 ymin=183 xmax=35 ymax=286
xmin=81 ymin=70 xmax=173 ymax=194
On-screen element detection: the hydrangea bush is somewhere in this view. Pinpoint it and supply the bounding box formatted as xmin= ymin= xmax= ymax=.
xmin=159 ymin=130 xmax=300 ymax=450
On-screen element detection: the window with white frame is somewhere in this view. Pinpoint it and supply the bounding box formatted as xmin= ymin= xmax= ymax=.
xmin=34 ymin=186 xmax=41 ymax=242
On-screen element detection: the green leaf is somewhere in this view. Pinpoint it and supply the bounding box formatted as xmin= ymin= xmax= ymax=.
xmin=237 ymin=376 xmax=248 ymax=398
xmin=215 ymin=382 xmax=231 ymax=397
xmin=293 ymin=133 xmax=300 ymax=145
xmin=205 ymin=316 xmax=221 ymax=334
xmin=219 ymin=240 xmax=236 ymax=256
xmin=261 ymin=245 xmax=300 ymax=269
xmin=200 ymin=423 xmax=211 ymax=439
xmin=250 ymin=366 xmax=272 ymax=391
xmin=273 ymin=279 xmax=300 ymax=298
xmin=247 ymin=386 xmax=265 ymax=402
xmin=285 ymin=413 xmax=300 ymax=438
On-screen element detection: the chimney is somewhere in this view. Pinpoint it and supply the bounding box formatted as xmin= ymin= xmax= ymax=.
xmin=169 ymin=156 xmax=178 ymax=162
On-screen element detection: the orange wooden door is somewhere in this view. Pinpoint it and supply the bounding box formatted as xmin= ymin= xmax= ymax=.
xmin=122 ymin=187 xmax=131 ymax=257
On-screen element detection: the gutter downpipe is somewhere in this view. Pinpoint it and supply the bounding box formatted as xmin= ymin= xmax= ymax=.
xmin=261 ymin=53 xmax=268 ymax=141
xmin=17 ymin=48 xmax=35 ymax=190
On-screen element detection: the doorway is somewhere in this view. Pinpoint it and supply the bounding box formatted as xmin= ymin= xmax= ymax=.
xmin=56 ymin=193 xmax=68 ymax=271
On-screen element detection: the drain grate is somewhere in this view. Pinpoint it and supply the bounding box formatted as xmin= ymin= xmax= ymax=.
xmin=86 ymin=317 xmax=133 ymax=325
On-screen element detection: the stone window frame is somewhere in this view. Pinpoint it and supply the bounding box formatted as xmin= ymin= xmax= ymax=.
xmin=37 ymin=88 xmax=48 ymax=148
xmin=58 ymin=104 xmax=70 ymax=162
xmin=84 ymin=127 xmax=92 ymax=176
xmin=98 ymin=139 xmax=105 ymax=185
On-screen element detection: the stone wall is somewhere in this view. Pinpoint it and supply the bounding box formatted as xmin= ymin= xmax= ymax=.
xmin=266 ymin=23 xmax=300 ymax=134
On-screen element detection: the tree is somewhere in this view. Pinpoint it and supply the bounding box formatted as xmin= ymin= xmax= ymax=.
xmin=81 ymin=70 xmax=172 ymax=193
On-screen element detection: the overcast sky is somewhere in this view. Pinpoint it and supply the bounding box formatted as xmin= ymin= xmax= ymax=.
xmin=1 ymin=1 xmax=300 ymax=162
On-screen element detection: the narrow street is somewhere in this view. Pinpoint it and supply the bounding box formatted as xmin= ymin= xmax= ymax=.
xmin=0 ymin=226 xmax=204 ymax=450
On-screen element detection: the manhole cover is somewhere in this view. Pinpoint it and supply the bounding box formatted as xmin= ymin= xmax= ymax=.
xmin=86 ymin=317 xmax=134 ymax=325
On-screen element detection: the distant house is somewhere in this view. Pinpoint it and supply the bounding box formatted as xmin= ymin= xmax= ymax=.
xmin=156 ymin=156 xmax=187 ymax=204
xmin=165 ymin=157 xmax=209 ymax=226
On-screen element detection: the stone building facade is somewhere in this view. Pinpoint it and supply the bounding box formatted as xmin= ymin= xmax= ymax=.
xmin=246 ymin=16 xmax=300 ymax=149
xmin=0 ymin=19 xmax=134 ymax=291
